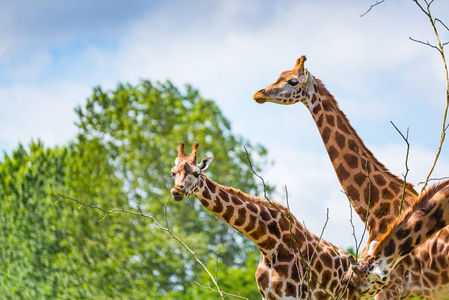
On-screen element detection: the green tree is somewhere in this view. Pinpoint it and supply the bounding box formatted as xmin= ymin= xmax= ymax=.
xmin=0 ymin=80 xmax=270 ymax=298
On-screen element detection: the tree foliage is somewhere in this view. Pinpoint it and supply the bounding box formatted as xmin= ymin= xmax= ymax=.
xmin=0 ymin=80 xmax=271 ymax=298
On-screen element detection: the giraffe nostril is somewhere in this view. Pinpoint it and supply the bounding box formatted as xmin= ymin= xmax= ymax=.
xmin=258 ymin=89 xmax=266 ymax=94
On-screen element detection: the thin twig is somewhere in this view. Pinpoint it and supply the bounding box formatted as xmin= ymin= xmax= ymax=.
xmin=389 ymin=121 xmax=411 ymax=215
xmin=194 ymin=282 xmax=249 ymax=299
xmin=360 ymin=0 xmax=386 ymax=17
xmin=417 ymin=176 xmax=449 ymax=185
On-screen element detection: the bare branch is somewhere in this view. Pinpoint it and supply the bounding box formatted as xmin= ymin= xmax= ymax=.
xmin=194 ymin=282 xmax=249 ymax=299
xmin=389 ymin=121 xmax=411 ymax=215
xmin=409 ymin=37 xmax=440 ymax=51
xmin=417 ymin=176 xmax=449 ymax=185
xmin=435 ymin=18 xmax=449 ymax=32
xmin=360 ymin=0 xmax=386 ymax=17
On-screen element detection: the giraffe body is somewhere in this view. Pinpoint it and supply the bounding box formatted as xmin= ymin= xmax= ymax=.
xmin=170 ymin=142 xmax=354 ymax=299
xmin=253 ymin=56 xmax=449 ymax=298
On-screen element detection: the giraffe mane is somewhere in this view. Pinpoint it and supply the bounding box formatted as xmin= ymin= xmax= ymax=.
xmin=373 ymin=178 xmax=449 ymax=256
xmin=314 ymin=78 xmax=418 ymax=195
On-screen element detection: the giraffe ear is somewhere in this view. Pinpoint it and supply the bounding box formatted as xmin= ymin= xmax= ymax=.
xmin=199 ymin=157 xmax=214 ymax=171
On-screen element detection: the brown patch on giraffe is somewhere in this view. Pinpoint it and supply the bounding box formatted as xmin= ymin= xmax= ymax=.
xmin=314 ymin=291 xmax=328 ymax=299
xmin=337 ymin=116 xmax=350 ymax=134
xmin=374 ymin=202 xmax=391 ymax=219
xmin=267 ymin=221 xmax=281 ymax=237
xmin=222 ymin=206 xmax=234 ymax=223
xmin=347 ymin=138 xmax=358 ymax=152
xmin=346 ymin=184 xmax=360 ymax=200
xmin=373 ymin=174 xmax=387 ymax=187
xmin=206 ymin=180 xmax=216 ymax=194
xmin=275 ymin=264 xmax=290 ymax=277
xmin=381 ymin=187 xmax=395 ymax=200
xmin=202 ymin=188 xmax=211 ymax=201
xmin=398 ymin=237 xmax=414 ymax=256
xmin=269 ymin=208 xmax=277 ymax=219
xmin=326 ymin=114 xmax=335 ymax=126
xmin=441 ymin=270 xmax=449 ymax=285
xmin=335 ymin=131 xmax=346 ymax=149
xmin=336 ymin=164 xmax=350 ymax=181
xmin=354 ymin=172 xmax=366 ymax=187
xmin=258 ymin=236 xmax=276 ymax=250
xmin=200 ymin=199 xmax=209 ymax=207
xmin=315 ymin=260 xmax=323 ymax=273
xmin=256 ymin=269 xmax=269 ymax=290
xmin=328 ymin=145 xmax=339 ymax=161
xmin=313 ymin=104 xmax=322 ymax=115
xmin=322 ymin=127 xmax=331 ymax=144
xmin=218 ymin=189 xmax=230 ymax=202
xmin=234 ymin=207 xmax=246 ymax=227
xmin=285 ymin=281 xmax=297 ymax=298
xmin=322 ymin=99 xmax=332 ymax=111
xmin=250 ymin=223 xmax=267 ymax=240
xmin=389 ymin=181 xmax=401 ymax=194
xmin=244 ymin=214 xmax=257 ymax=232
xmin=277 ymin=244 xmax=292 ymax=263
xmin=395 ymin=227 xmax=411 ymax=240
xmin=414 ymin=220 xmax=423 ymax=233
xmin=260 ymin=208 xmax=271 ymax=222
xmin=311 ymin=93 xmax=317 ymax=104
xmin=212 ymin=197 xmax=223 ymax=213
xmin=320 ymin=251 xmax=333 ymax=269
xmin=321 ymin=270 xmax=332 ymax=288
xmin=247 ymin=202 xmax=259 ymax=214
xmin=363 ymin=185 xmax=380 ymax=207
xmin=316 ymin=113 xmax=324 ymax=127
xmin=231 ymin=196 xmax=242 ymax=206
xmin=343 ymin=153 xmax=358 ymax=169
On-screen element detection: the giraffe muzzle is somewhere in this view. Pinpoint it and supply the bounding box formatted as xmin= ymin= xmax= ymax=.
xmin=253 ymin=91 xmax=267 ymax=104
xmin=170 ymin=187 xmax=184 ymax=201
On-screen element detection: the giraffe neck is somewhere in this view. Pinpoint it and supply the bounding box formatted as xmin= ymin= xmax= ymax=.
xmin=374 ymin=179 xmax=449 ymax=269
xmin=306 ymin=79 xmax=418 ymax=239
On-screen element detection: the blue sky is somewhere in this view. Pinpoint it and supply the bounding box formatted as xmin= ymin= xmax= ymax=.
xmin=1 ymin=0 xmax=448 ymax=249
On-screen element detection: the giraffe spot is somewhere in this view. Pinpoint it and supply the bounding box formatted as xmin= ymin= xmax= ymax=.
xmin=343 ymin=153 xmax=358 ymax=169
xmin=315 ymin=260 xmax=323 ymax=273
xmin=441 ymin=271 xmax=449 ymax=284
xmin=425 ymin=271 xmax=438 ymax=286
xmin=320 ymin=252 xmax=333 ymax=269
xmin=322 ymin=99 xmax=332 ymax=111
xmin=258 ymin=236 xmax=276 ymax=250
xmin=364 ymin=185 xmax=380 ymax=207
xmin=247 ymin=202 xmax=258 ymax=214
xmin=395 ymin=227 xmax=411 ymax=240
xmin=374 ymin=203 xmax=391 ymax=219
xmin=219 ymin=189 xmax=229 ymax=202
xmin=313 ymin=104 xmax=322 ymax=115
xmin=414 ymin=220 xmax=423 ymax=233
xmin=244 ymin=214 xmax=257 ymax=232
xmin=354 ymin=172 xmax=366 ymax=187
xmin=381 ymin=188 xmax=395 ymax=200
xmin=291 ymin=264 xmax=300 ymax=281
xmin=285 ymin=93 xmax=291 ymax=98
xmin=379 ymin=219 xmax=390 ymax=234
xmin=200 ymin=199 xmax=209 ymax=207
xmin=348 ymin=138 xmax=358 ymax=152
xmin=267 ymin=221 xmax=281 ymax=237
xmin=335 ymin=131 xmax=346 ymax=149
xmin=346 ymin=184 xmax=360 ymax=200
xmin=285 ymin=282 xmax=297 ymax=298
xmin=373 ymin=174 xmax=387 ymax=187
xmin=212 ymin=198 xmax=223 ymax=213
xmin=260 ymin=208 xmax=271 ymax=222
xmin=336 ymin=164 xmax=350 ymax=181
xmin=275 ymin=263 xmax=289 ymax=277
xmin=322 ymin=127 xmax=331 ymax=144
xmin=277 ymin=244 xmax=292 ymax=262
xmin=398 ymin=237 xmax=414 ymax=256
xmin=311 ymin=94 xmax=317 ymax=104
xmin=256 ymin=269 xmax=269 ymax=289
xmin=269 ymin=208 xmax=277 ymax=219
xmin=231 ymin=196 xmax=242 ymax=206
xmin=326 ymin=114 xmax=335 ymax=126
xmin=389 ymin=182 xmax=401 ymax=194
xmin=234 ymin=208 xmax=246 ymax=227
xmin=321 ymin=270 xmax=332 ymax=288
xmin=328 ymin=145 xmax=339 ymax=161
xmin=222 ymin=206 xmax=234 ymax=222
xmin=316 ymin=113 xmax=324 ymax=127
xmin=206 ymin=180 xmax=216 ymax=193
xmin=358 ymin=207 xmax=367 ymax=219
xmin=314 ymin=291 xmax=328 ymax=299
xmin=250 ymin=223 xmax=267 ymax=240
xmin=203 ymin=188 xmax=211 ymax=200
xmin=337 ymin=116 xmax=350 ymax=133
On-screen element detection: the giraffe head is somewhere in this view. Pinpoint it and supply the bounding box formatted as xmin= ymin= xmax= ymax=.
xmin=170 ymin=141 xmax=213 ymax=201
xmin=253 ymin=56 xmax=315 ymax=105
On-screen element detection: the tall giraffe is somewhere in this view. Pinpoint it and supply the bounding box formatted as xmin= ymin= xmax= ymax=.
xmin=253 ymin=56 xmax=449 ymax=299
xmin=347 ymin=179 xmax=449 ymax=299
xmin=170 ymin=141 xmax=354 ymax=299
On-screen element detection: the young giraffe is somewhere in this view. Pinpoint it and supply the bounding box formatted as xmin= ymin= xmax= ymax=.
xmin=170 ymin=141 xmax=354 ymax=299
xmin=253 ymin=56 xmax=449 ymax=299
xmin=347 ymin=179 xmax=449 ymax=299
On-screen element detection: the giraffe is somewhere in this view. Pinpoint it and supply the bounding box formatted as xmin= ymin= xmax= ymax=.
xmin=347 ymin=179 xmax=449 ymax=299
xmin=252 ymin=56 xmax=449 ymax=299
xmin=170 ymin=141 xmax=355 ymax=299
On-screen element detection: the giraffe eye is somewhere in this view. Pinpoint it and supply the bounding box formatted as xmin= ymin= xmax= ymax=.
xmin=287 ymin=78 xmax=299 ymax=86
xmin=171 ymin=172 xmax=176 ymax=178
xmin=193 ymin=172 xmax=200 ymax=178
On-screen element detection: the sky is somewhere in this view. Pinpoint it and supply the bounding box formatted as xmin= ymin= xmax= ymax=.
xmin=1 ymin=0 xmax=449 ymax=249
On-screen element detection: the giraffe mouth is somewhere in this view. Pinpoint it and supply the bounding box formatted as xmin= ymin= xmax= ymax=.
xmin=170 ymin=187 xmax=185 ymax=201
xmin=253 ymin=92 xmax=267 ymax=104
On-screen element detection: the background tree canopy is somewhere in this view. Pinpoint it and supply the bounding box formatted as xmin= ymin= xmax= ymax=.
xmin=0 ymin=80 xmax=270 ymax=299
